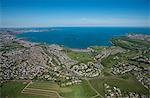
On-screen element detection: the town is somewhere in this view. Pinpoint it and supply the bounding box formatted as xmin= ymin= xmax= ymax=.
xmin=0 ymin=29 xmax=150 ymax=98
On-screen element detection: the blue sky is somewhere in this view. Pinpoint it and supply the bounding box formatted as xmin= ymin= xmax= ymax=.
xmin=1 ymin=0 xmax=149 ymax=27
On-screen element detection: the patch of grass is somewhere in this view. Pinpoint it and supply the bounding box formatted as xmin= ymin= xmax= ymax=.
xmin=89 ymin=78 xmax=105 ymax=96
xmin=89 ymin=75 xmax=149 ymax=97
xmin=21 ymin=81 xmax=60 ymax=98
xmin=28 ymin=81 xmax=59 ymax=91
xmin=0 ymin=81 xmax=27 ymax=98
xmin=0 ymin=81 xmax=52 ymax=98
xmin=59 ymin=80 xmax=96 ymax=98
xmin=18 ymin=93 xmax=49 ymax=98
xmin=22 ymin=89 xmax=58 ymax=98
xmin=67 ymin=51 xmax=94 ymax=63
xmin=101 ymin=54 xmax=118 ymax=68
xmin=90 ymin=46 xmax=107 ymax=52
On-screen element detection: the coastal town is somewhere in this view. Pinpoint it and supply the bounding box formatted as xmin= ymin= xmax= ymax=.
xmin=0 ymin=28 xmax=150 ymax=98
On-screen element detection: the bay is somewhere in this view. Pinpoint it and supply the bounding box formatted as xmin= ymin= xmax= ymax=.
xmin=16 ymin=27 xmax=150 ymax=49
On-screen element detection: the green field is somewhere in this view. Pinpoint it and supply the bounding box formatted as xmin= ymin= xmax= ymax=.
xmin=22 ymin=81 xmax=59 ymax=98
xmin=0 ymin=80 xmax=97 ymax=98
xmin=67 ymin=51 xmax=94 ymax=62
xmin=0 ymin=81 xmax=58 ymax=98
xmin=17 ymin=80 xmax=97 ymax=98
xmin=22 ymin=89 xmax=58 ymax=98
xmin=89 ymin=74 xmax=149 ymax=96
xmin=0 ymin=81 xmax=27 ymax=98
xmin=28 ymin=81 xmax=59 ymax=91
xmin=59 ymin=80 xmax=97 ymax=98
xmin=90 ymin=46 xmax=107 ymax=53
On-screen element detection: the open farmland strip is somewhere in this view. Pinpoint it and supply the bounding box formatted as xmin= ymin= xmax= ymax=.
xmin=22 ymin=88 xmax=64 ymax=98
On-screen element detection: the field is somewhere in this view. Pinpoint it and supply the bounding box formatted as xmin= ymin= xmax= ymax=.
xmin=67 ymin=51 xmax=94 ymax=62
xmin=1 ymin=80 xmax=98 ymax=98
xmin=89 ymin=74 xmax=149 ymax=96
xmin=0 ymin=81 xmax=27 ymax=98
xmin=21 ymin=81 xmax=60 ymax=98
xmin=1 ymin=77 xmax=149 ymax=98
xmin=27 ymin=81 xmax=59 ymax=91
xmin=0 ymin=81 xmax=60 ymax=98
xmin=90 ymin=46 xmax=107 ymax=53
xmin=59 ymin=80 xmax=97 ymax=98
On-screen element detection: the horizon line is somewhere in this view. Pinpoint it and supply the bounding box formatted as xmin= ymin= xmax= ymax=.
xmin=0 ymin=25 xmax=150 ymax=29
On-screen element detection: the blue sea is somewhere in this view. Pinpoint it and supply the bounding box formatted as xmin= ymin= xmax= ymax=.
xmin=16 ymin=27 xmax=150 ymax=49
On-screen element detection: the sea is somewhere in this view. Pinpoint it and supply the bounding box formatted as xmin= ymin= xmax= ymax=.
xmin=16 ymin=27 xmax=150 ymax=49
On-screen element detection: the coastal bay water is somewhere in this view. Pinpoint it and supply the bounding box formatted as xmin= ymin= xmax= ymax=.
xmin=16 ymin=27 xmax=150 ymax=49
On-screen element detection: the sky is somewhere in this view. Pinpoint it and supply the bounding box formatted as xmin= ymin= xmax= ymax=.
xmin=1 ymin=0 xmax=150 ymax=27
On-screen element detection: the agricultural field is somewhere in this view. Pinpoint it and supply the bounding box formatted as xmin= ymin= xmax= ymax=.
xmin=21 ymin=81 xmax=60 ymax=98
xmin=0 ymin=81 xmax=60 ymax=98
xmin=27 ymin=81 xmax=59 ymax=91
